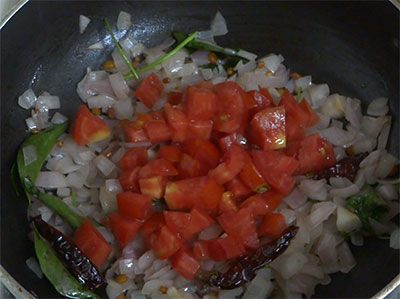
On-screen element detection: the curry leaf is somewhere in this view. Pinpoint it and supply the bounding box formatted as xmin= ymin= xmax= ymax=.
xmin=33 ymin=229 xmax=98 ymax=298
xmin=295 ymin=87 xmax=303 ymax=102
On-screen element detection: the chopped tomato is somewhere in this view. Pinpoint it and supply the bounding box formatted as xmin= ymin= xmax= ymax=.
xmin=193 ymin=240 xmax=211 ymax=260
xmin=218 ymin=133 xmax=238 ymax=153
xmin=135 ymin=72 xmax=163 ymax=108
xmin=218 ymin=208 xmax=259 ymax=249
xmin=139 ymin=176 xmax=167 ymax=199
xmin=186 ymin=85 xmax=218 ymax=121
xmin=218 ymin=191 xmax=238 ymax=214
xmin=299 ymin=99 xmax=320 ymax=127
xmin=168 ymin=91 xmax=183 ymax=105
xmin=157 ymin=145 xmax=182 ymax=164
xmin=73 ymin=220 xmax=112 ymax=268
xmin=239 ymin=194 xmax=269 ymax=216
xmin=209 ymin=144 xmax=250 ymax=185
xmin=140 ymin=212 xmax=165 ymax=242
xmin=244 ymin=91 xmax=259 ymax=110
xmin=139 ymin=158 xmax=178 ymax=179
xmin=263 ymin=190 xmax=284 ymax=212
xmin=285 ymin=116 xmax=306 ymax=141
xmin=250 ymin=105 xmax=286 ymax=150
xmin=258 ymin=212 xmax=286 ymax=238
xmin=226 ymin=177 xmax=253 ymax=199
xmin=123 ymin=126 xmax=149 ymax=143
xmin=70 ymin=105 xmax=110 ymax=145
xmin=295 ymin=133 xmax=336 ymax=174
xmin=279 ymin=89 xmax=310 ymax=127
xmin=116 ymin=192 xmax=152 ymax=220
xmin=143 ymin=120 xmax=171 ymax=143
xmin=208 ymin=236 xmax=246 ymax=261
xmin=252 ymin=150 xmax=299 ymax=195
xmin=119 ymin=167 xmax=141 ymax=192
xmin=183 ymin=139 xmax=221 ymax=174
xmin=213 ymin=82 xmax=247 ymax=133
xmin=150 ymin=225 xmax=182 ymax=259
xmin=163 ymin=211 xmax=191 ymax=235
xmin=170 ymin=248 xmax=201 ymax=280
xmin=239 ymin=162 xmax=269 ymax=193
xmin=131 ymin=113 xmax=154 ymax=129
xmin=164 ymin=103 xmax=188 ymax=142
xmin=246 ymin=88 xmax=274 ymax=116
xmin=196 ymin=179 xmax=224 ymax=212
xmin=150 ymin=110 xmax=165 ymax=121
xmin=178 ymin=153 xmax=200 ymax=178
xmin=109 ymin=213 xmax=142 ymax=248
xmin=120 ymin=147 xmax=148 ymax=170
xmin=181 ymin=208 xmax=215 ymax=239
xmin=188 ymin=119 xmax=213 ymax=140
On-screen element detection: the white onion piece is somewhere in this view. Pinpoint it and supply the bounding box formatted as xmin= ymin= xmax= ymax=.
xmin=120 ymin=34 xmax=137 ymax=54
xmin=111 ymin=147 xmax=126 ymax=164
xmin=298 ymin=179 xmax=327 ymax=201
xmin=236 ymin=60 xmax=256 ymax=75
xmin=87 ymin=41 xmax=104 ymax=49
xmin=210 ymin=11 xmax=228 ymax=36
xmin=35 ymin=171 xmax=69 ymax=189
xmin=135 ymin=101 xmax=151 ymax=114
xmin=79 ymin=15 xmax=90 ymax=34
xmin=23 ymin=145 xmax=37 ymax=166
xmin=360 ymin=150 xmax=381 ymax=168
xmin=25 ymin=117 xmax=38 ymax=130
xmin=78 ymin=150 xmax=96 ymax=162
xmin=181 ymin=73 xmax=204 ymax=88
xmin=308 ymin=84 xmax=329 ymax=108
xmin=18 ymin=88 xmax=37 ymax=109
xmin=295 ymin=76 xmax=312 ymax=90
xmin=361 ymin=116 xmax=387 ymax=138
xmin=369 ymin=218 xmax=393 ymax=235
xmin=178 ymin=63 xmax=198 ymax=77
xmin=280 ymin=208 xmax=296 ymax=225
xmin=197 ymin=30 xmax=214 ymax=42
xmin=36 ymin=95 xmax=60 ymax=110
xmin=345 ymin=97 xmax=362 ymax=129
xmin=113 ymin=98 xmax=134 ymax=120
xmin=192 ymin=51 xmax=211 ymax=68
xmin=329 ymin=184 xmax=360 ymax=198
xmin=51 ymin=112 xmax=68 ymax=124
xmin=117 ymin=11 xmax=131 ymax=30
xmin=305 ymin=202 xmax=336 ymax=230
xmin=152 ymin=96 xmax=168 ymax=111
xmin=94 ymin=155 xmax=116 ymax=176
xmin=271 ymin=252 xmax=308 ymax=279
xmin=87 ymin=94 xmax=116 ymax=109
xmin=55 ymin=156 xmax=81 ymax=174
xmin=243 ymin=271 xmax=274 ymax=298
xmin=99 ymin=186 xmax=117 ymax=213
xmin=337 ymin=241 xmax=356 ymax=273
xmin=284 ymin=188 xmax=308 ymax=209
xmin=200 ymin=68 xmax=213 ymax=80
xmin=142 ymin=279 xmax=173 ymax=296
xmin=66 ymin=172 xmax=84 ymax=189
xmin=315 ymin=233 xmax=337 ymax=265
xmin=333 ymin=147 xmax=347 ymax=161
xmin=162 ymin=50 xmax=187 ymax=78
xmin=336 ymin=205 xmax=362 ymax=233
xmin=351 ymin=232 xmax=364 ymax=246
xmin=320 ymin=93 xmax=346 ymax=119
xmin=390 ymin=228 xmax=400 ymax=249
xmin=376 ymin=184 xmax=398 ymax=201
xmin=109 ymin=72 xmax=130 ymax=100
xmin=351 ymin=132 xmax=376 ymax=154
xmin=367 ymin=97 xmax=389 ymax=116
xmin=26 ymin=257 xmax=43 ymax=279
xmin=57 ymin=187 xmax=70 ymax=197
xmin=106 ymin=179 xmax=123 ymax=193
xmin=77 ymin=68 xmax=114 ymax=101
xmin=376 ymin=152 xmax=398 ymax=178
xmin=285 ymin=79 xmax=295 ymax=93
xmin=259 ymin=54 xmax=284 ymax=72
xmin=378 ymin=116 xmax=391 ymax=150
xmin=111 ymin=49 xmax=128 ymax=72
xmin=237 ymin=49 xmax=257 ymax=61
xmin=319 ymin=126 xmax=355 ymax=147
xmin=120 ymin=141 xmax=152 ymax=148
xmin=198 ymin=223 xmax=223 ymax=240
xmin=331 ymin=119 xmax=343 ymax=129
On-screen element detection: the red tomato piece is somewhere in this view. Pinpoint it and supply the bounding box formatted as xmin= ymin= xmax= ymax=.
xmin=196 ymin=179 xmax=224 ymax=212
xmin=239 ymin=194 xmax=269 ymax=216
xmin=164 ymin=103 xmax=188 ymax=142
xmin=193 ymin=240 xmax=211 ymax=260
xmin=131 ymin=113 xmax=154 ymax=129
xmin=258 ymin=212 xmax=286 ymax=238
xmin=188 ymin=119 xmax=213 ymax=140
xmin=168 ymin=91 xmax=183 ymax=105
xmin=239 ymin=162 xmax=269 ymax=193
xmin=263 ymin=190 xmax=284 ymax=212
xmin=246 ymin=88 xmax=274 ymax=116
xmin=151 ymin=225 xmax=182 ymax=259
xmin=140 ymin=213 xmax=165 ymax=243
xmin=213 ymin=82 xmax=247 ymax=133
xmin=244 ymin=91 xmax=259 ymax=110
xmin=183 ymin=139 xmax=222 ymax=174
xmin=178 ymin=153 xmax=200 ymax=178
xmin=119 ymin=167 xmax=141 ymax=192
xmin=109 ymin=213 xmax=142 ymax=248
xmin=143 ymin=120 xmax=171 ymax=143
xmin=252 ymin=150 xmax=299 ymax=195
xmin=139 ymin=176 xmax=167 ymax=199
xmin=139 ymin=158 xmax=178 ymax=179
xmin=163 ymin=211 xmax=191 ymax=235
xmin=181 ymin=208 xmax=215 ymax=239
xmin=150 ymin=110 xmax=165 ymax=121
xmin=218 ymin=133 xmax=238 ymax=153
xmin=73 ymin=220 xmax=112 ymax=268
xmin=218 ymin=191 xmax=238 ymax=214
xmin=186 ymin=85 xmax=218 ymax=121
xmin=218 ymin=208 xmax=259 ymax=249
xmin=70 ymin=105 xmax=110 ymax=145
xmin=116 ymin=192 xmax=152 ymax=220
xmin=250 ymin=105 xmax=286 ymax=150
xmin=157 ymin=145 xmax=182 ymax=164
xmin=299 ymin=99 xmax=320 ymax=127
xmin=279 ymin=89 xmax=310 ymax=127
xmin=295 ymin=133 xmax=336 ymax=174
xmin=170 ymin=248 xmax=201 ymax=280
xmin=123 ymin=126 xmax=149 ymax=143
xmin=120 ymin=147 xmax=148 ymax=170
xmin=135 ymin=73 xmax=163 ymax=108
xmin=226 ymin=177 xmax=254 ymax=199
xmin=208 ymin=236 xmax=246 ymax=261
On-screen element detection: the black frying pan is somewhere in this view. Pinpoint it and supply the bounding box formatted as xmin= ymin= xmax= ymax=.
xmin=1 ymin=1 xmax=399 ymax=298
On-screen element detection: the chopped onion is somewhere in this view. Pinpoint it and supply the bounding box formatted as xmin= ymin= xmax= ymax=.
xmin=18 ymin=88 xmax=37 ymax=109
xmin=178 ymin=63 xmax=198 ymax=77
xmin=111 ymin=147 xmax=126 ymax=164
xmin=375 ymin=152 xmax=398 ymax=178
xmin=120 ymin=141 xmax=152 ymax=148
xmin=210 ymin=11 xmax=228 ymax=36
xmin=51 ymin=112 xmax=68 ymax=124
xmin=315 ymin=233 xmax=338 ymax=265
xmin=197 ymin=30 xmax=215 ymax=42
xmin=320 ymin=93 xmax=346 ymax=119
xmin=161 ymin=50 xmax=187 ymax=78
xmin=198 ymin=223 xmax=223 ymax=240
xmin=36 ymin=95 xmax=60 ymax=110
xmin=280 ymin=208 xmax=296 ymax=225
xmin=87 ymin=41 xmax=104 ymax=49
xmin=295 ymin=76 xmax=312 ymax=90
xmin=113 ymin=98 xmax=134 ymax=120
xmin=351 ymin=132 xmax=376 ymax=154
xmin=308 ymin=84 xmax=329 ymax=108
xmin=369 ymin=218 xmax=394 ymax=235
xmin=337 ymin=241 xmax=356 ymax=273
xmin=111 ymin=49 xmax=129 ymax=72
xmin=191 ymin=50 xmax=210 ymax=66
xmin=200 ymin=68 xmax=213 ymax=80
xmin=319 ymin=126 xmax=355 ymax=147
xmin=117 ymin=11 xmax=131 ymax=30
xmin=285 ymin=79 xmax=295 ymax=93
xmin=54 ymin=155 xmax=81 ymax=174
xmin=378 ymin=116 xmax=391 ymax=150
xmin=298 ymin=179 xmax=327 ymax=201
xmin=236 ymin=60 xmax=256 ymax=75
xmin=237 ymin=49 xmax=257 ymax=61
xmin=345 ymin=97 xmax=362 ymax=129
xmin=284 ymin=188 xmax=308 ymax=210
xmin=351 ymin=232 xmax=364 ymax=246
xmin=135 ymin=101 xmax=151 ymax=114
xmin=329 ymin=184 xmax=360 ymax=198
xmin=361 ymin=115 xmax=387 ymax=138
xmin=271 ymin=252 xmax=308 ymax=279
xmin=57 ymin=187 xmax=70 ymax=197
xmin=390 ymin=228 xmax=400 ymax=249
xmin=305 ymin=202 xmax=336 ymax=230
xmin=25 ymin=117 xmax=38 ymax=130
xmin=35 ymin=171 xmax=69 ymax=189
xmin=360 ymin=150 xmax=381 ymax=168
xmin=376 ymin=184 xmax=398 ymax=201
xmin=259 ymin=54 xmax=284 ymax=72
xmin=333 ymin=147 xmax=347 ymax=161
xmin=77 ymin=68 xmax=115 ymax=101
xmin=66 ymin=172 xmax=84 ymax=189
xmin=23 ymin=144 xmax=37 ymax=166
xmin=99 ymin=186 xmax=117 ymax=213
xmin=109 ymin=72 xmax=130 ymax=100
xmin=367 ymin=97 xmax=389 ymax=116
xmin=220 ymin=287 xmax=243 ymax=299
xmin=336 ymin=205 xmax=362 ymax=232
xmin=106 ymin=179 xmax=123 ymax=193
xmin=94 ymin=155 xmax=116 ymax=176
xmin=181 ymin=73 xmax=204 ymax=88
xmin=329 ymin=177 xmax=351 ymax=188
xmin=87 ymin=94 xmax=116 ymax=109
xmin=79 ymin=15 xmax=90 ymax=34
xmin=26 ymin=257 xmax=43 ymax=279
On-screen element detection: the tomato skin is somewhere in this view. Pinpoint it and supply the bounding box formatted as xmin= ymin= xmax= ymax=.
xmin=193 ymin=241 xmax=211 ymax=260
xmin=208 ymin=236 xmax=246 ymax=261
xmin=218 ymin=191 xmax=238 ymax=214
xmin=252 ymin=150 xmax=299 ymax=195
xmin=164 ymin=103 xmax=188 ymax=142
xmin=151 ymin=225 xmax=182 ymax=259
xmin=119 ymin=167 xmax=141 ymax=192
xmin=239 ymin=162 xmax=269 ymax=193
xmin=218 ymin=208 xmax=259 ymax=249
xmin=183 ymin=139 xmax=221 ymax=174
xmin=123 ymin=126 xmax=149 ymax=143
xmin=140 ymin=212 xmax=165 ymax=243
xmin=226 ymin=177 xmax=253 ymax=199
xmin=263 ymin=190 xmax=284 ymax=212
xmin=109 ymin=212 xmax=142 ymax=248
xmin=218 ymin=133 xmax=238 ymax=153
xmin=258 ymin=212 xmax=286 ymax=238
xmin=177 ymin=153 xmax=200 ymax=178
xmin=250 ymin=105 xmax=286 ymax=150
xmin=186 ymin=85 xmax=218 ymax=121
xmin=195 ymin=179 xmax=223 ymax=212
xmin=279 ymin=89 xmax=310 ymax=127
xmin=120 ymin=147 xmax=148 ymax=170
xmin=246 ymin=88 xmax=274 ymax=116
xmin=170 ymin=248 xmax=201 ymax=280
xmin=143 ymin=120 xmax=171 ymax=143
xmin=139 ymin=176 xmax=167 ymax=199
xmin=188 ymin=119 xmax=213 ymax=140
xmin=168 ymin=91 xmax=183 ymax=105
xmin=71 ymin=105 xmax=111 ymax=145
xmin=73 ymin=220 xmax=112 ymax=268
xmin=116 ymin=192 xmax=152 ymax=220
xmin=181 ymin=208 xmax=215 ymax=239
xmin=239 ymin=194 xmax=270 ymax=216
xmin=299 ymin=99 xmax=320 ymax=127
xmin=157 ymin=145 xmax=182 ymax=164
xmin=139 ymin=158 xmax=178 ymax=179
xmin=135 ymin=73 xmax=164 ymax=108
xmin=163 ymin=211 xmax=191 ymax=235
